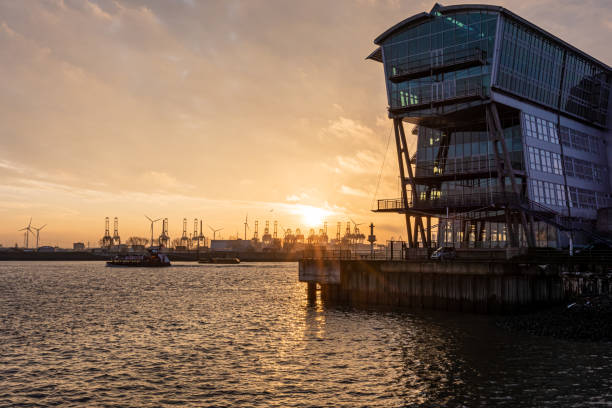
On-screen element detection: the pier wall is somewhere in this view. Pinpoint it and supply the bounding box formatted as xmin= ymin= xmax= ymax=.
xmin=299 ymin=260 xmax=565 ymax=313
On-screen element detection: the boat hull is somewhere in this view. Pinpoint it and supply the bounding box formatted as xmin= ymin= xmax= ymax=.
xmin=106 ymin=261 xmax=171 ymax=267
xmin=198 ymin=258 xmax=240 ymax=264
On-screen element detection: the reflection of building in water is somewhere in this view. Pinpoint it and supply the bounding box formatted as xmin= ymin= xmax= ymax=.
xmin=369 ymin=3 xmax=611 ymax=249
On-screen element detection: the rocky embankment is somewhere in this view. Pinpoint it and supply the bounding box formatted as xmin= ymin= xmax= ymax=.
xmin=497 ymin=295 xmax=612 ymax=342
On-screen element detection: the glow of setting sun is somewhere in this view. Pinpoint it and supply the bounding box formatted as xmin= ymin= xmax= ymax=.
xmin=298 ymin=206 xmax=331 ymax=227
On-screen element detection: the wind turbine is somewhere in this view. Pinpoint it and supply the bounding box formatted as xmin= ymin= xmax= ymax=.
xmin=243 ymin=213 xmax=250 ymax=240
xmin=350 ymin=218 xmax=365 ymax=234
xmin=145 ymin=215 xmax=161 ymax=246
xmin=18 ymin=218 xmax=33 ymax=248
xmin=208 ymin=225 xmax=223 ymax=241
xmin=32 ymin=224 xmax=46 ymax=249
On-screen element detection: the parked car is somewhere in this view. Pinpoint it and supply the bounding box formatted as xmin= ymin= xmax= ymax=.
xmin=430 ymin=246 xmax=456 ymax=261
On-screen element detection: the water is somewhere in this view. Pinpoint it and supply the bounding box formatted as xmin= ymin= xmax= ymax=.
xmin=1 ymin=261 xmax=611 ymax=407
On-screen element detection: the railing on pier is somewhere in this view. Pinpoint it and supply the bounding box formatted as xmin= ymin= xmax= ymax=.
xmin=301 ymin=241 xmax=440 ymax=261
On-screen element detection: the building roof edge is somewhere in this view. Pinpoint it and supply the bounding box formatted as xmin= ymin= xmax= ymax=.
xmin=372 ymin=3 xmax=611 ymax=72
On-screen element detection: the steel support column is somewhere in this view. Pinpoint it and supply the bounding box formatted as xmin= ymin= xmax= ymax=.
xmin=396 ymin=119 xmax=428 ymax=248
xmin=485 ymin=103 xmax=536 ymax=248
xmin=393 ymin=118 xmax=414 ymax=248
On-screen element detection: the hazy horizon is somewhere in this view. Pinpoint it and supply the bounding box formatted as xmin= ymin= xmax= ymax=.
xmin=1 ymin=0 xmax=610 ymax=247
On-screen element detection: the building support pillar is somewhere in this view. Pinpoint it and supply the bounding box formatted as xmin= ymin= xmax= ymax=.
xmin=485 ymin=103 xmax=536 ymax=248
xmin=393 ymin=118 xmax=414 ymax=248
xmin=395 ymin=118 xmax=428 ymax=248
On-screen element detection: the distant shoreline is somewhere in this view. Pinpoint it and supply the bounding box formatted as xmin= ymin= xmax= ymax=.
xmin=0 ymin=252 xmax=109 ymax=261
xmin=0 ymin=251 xmax=302 ymax=262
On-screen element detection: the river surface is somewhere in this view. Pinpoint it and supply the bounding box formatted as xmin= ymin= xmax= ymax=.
xmin=1 ymin=261 xmax=611 ymax=407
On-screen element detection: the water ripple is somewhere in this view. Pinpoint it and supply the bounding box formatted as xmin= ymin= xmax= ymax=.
xmin=1 ymin=261 xmax=611 ymax=406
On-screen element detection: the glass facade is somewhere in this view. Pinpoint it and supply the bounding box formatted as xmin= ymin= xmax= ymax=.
xmin=522 ymin=113 xmax=559 ymax=144
xmin=497 ymin=16 xmax=610 ymax=126
xmin=413 ymin=113 xmax=523 ymax=208
xmin=527 ymin=146 xmax=562 ymax=175
xmin=563 ymin=157 xmax=608 ymax=183
xmin=439 ymin=218 xmax=557 ymax=248
xmin=531 ymin=180 xmax=567 ymax=207
xmin=381 ymin=10 xmax=497 ymax=114
xmin=497 ymin=19 xmax=563 ymax=108
xmin=567 ymin=188 xmax=611 ymax=209
xmin=559 ymin=126 xmax=605 ymax=154
xmin=562 ymin=55 xmax=610 ymax=126
xmin=521 ymin=111 xmax=610 ymax=213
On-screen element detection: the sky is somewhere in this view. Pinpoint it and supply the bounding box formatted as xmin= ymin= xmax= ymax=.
xmin=0 ymin=0 xmax=610 ymax=247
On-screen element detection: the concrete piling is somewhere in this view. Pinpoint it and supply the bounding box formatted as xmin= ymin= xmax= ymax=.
xmin=299 ymin=259 xmax=570 ymax=313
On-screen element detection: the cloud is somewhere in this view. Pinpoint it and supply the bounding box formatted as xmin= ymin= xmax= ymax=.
xmin=335 ymin=150 xmax=380 ymax=175
xmin=140 ymin=171 xmax=195 ymax=193
xmin=0 ymin=0 xmax=610 ymax=245
xmin=285 ymin=191 xmax=314 ymax=203
xmin=340 ymin=185 xmax=368 ymax=197
xmin=321 ymin=117 xmax=375 ymax=142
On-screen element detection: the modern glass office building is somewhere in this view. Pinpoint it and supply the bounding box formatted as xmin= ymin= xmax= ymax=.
xmin=369 ymin=3 xmax=611 ymax=248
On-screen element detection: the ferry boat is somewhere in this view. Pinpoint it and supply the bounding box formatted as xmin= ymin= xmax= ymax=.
xmin=107 ymin=249 xmax=171 ymax=267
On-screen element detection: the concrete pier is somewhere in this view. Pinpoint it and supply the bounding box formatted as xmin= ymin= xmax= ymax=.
xmin=299 ymin=259 xmax=565 ymax=313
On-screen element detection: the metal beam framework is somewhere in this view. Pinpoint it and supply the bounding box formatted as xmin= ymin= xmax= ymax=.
xmin=393 ymin=118 xmax=429 ymax=248
xmin=485 ymin=102 xmax=536 ymax=247
xmin=389 ymin=102 xmax=538 ymax=249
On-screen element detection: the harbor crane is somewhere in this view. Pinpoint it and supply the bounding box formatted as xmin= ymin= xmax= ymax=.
xmin=159 ymin=218 xmax=170 ymax=247
xmin=112 ymin=217 xmax=120 ymax=246
xmin=101 ymin=217 xmax=113 ymax=248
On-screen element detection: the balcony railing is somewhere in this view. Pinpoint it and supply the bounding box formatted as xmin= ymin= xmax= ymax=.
xmin=375 ymin=192 xmax=526 ymax=213
xmin=376 ymin=198 xmax=408 ymax=211
xmin=389 ymin=78 xmax=485 ymax=113
xmin=413 ymin=153 xmax=524 ymax=179
xmin=388 ymin=47 xmax=487 ymax=83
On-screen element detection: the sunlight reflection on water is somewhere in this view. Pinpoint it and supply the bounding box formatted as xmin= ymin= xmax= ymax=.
xmin=0 ymin=261 xmax=611 ymax=407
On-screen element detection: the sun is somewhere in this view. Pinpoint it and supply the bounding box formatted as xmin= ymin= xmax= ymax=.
xmin=299 ymin=206 xmax=330 ymax=228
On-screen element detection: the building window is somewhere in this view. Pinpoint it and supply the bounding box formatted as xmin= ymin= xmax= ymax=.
xmin=562 ymin=156 xmax=608 ymax=184
xmin=531 ymin=179 xmax=566 ymax=207
xmin=559 ymin=126 xmax=604 ymax=154
xmin=527 ymin=146 xmax=562 ymax=175
xmin=522 ymin=113 xmax=558 ymax=144
xmin=567 ymin=187 xmax=606 ymax=209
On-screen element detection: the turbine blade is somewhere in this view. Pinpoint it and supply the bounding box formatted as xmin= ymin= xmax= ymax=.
xmin=145 ymin=215 xmax=152 ymax=222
